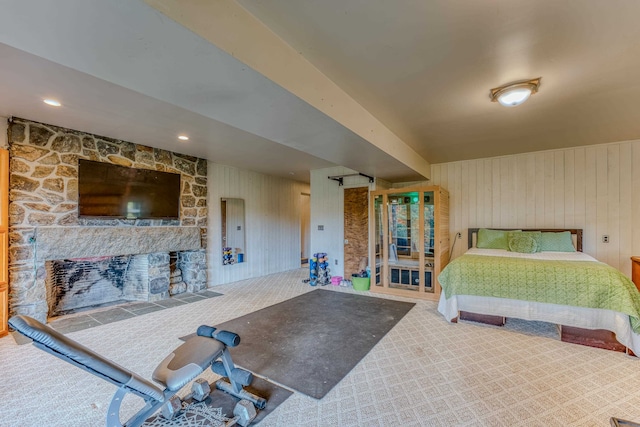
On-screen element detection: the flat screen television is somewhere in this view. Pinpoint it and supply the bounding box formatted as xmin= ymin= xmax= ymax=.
xmin=78 ymin=159 xmax=181 ymax=219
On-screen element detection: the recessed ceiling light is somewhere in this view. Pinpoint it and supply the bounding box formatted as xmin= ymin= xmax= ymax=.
xmin=490 ymin=77 xmax=541 ymax=107
xmin=178 ymin=135 xmax=189 ymax=141
xmin=43 ymin=99 xmax=62 ymax=107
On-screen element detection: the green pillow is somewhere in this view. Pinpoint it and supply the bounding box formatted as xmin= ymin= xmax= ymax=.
xmin=476 ymin=229 xmax=519 ymax=250
xmin=507 ymin=231 xmax=542 ymax=252
xmin=508 ymin=234 xmax=538 ymax=253
xmin=539 ymin=231 xmax=576 ymax=252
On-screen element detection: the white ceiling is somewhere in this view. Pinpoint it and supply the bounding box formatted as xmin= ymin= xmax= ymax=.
xmin=236 ymin=0 xmax=640 ymax=163
xmin=2 ymin=0 xmax=640 ymax=182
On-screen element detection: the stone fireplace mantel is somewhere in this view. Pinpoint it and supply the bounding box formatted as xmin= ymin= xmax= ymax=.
xmin=34 ymin=226 xmax=202 ymax=261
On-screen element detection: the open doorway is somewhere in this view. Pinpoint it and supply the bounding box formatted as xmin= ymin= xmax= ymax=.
xmin=300 ymin=192 xmax=310 ymax=265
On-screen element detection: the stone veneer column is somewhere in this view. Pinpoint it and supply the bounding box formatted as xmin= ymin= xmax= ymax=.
xmin=178 ymin=250 xmax=208 ymax=293
xmin=7 ymin=118 xmax=209 ymax=321
xmin=147 ymin=252 xmax=170 ymax=300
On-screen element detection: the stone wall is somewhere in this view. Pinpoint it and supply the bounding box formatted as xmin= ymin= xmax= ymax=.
xmin=8 ymin=117 xmax=207 ymax=228
xmin=177 ymin=250 xmax=207 ymax=292
xmin=7 ymin=117 xmax=209 ymax=321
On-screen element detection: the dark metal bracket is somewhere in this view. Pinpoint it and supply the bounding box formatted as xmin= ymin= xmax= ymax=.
xmin=328 ymin=173 xmax=374 ymax=186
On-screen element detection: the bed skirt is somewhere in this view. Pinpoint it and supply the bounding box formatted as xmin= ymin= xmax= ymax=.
xmin=438 ymin=293 xmax=640 ymax=355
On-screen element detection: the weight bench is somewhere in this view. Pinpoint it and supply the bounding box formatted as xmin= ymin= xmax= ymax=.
xmin=8 ymin=315 xmax=267 ymax=427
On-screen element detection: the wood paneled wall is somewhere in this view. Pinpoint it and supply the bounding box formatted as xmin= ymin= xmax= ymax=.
xmin=207 ymin=163 xmax=310 ymax=285
xmin=430 ymin=139 xmax=640 ymax=276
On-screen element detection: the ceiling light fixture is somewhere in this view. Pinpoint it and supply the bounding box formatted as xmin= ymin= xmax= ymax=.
xmin=43 ymin=99 xmax=62 ymax=107
xmin=490 ymin=77 xmax=541 ymax=107
xmin=178 ymin=135 xmax=189 ymax=141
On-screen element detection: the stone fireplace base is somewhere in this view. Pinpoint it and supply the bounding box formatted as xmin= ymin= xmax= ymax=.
xmin=45 ymin=251 xmax=188 ymax=317
xmin=10 ymin=226 xmax=206 ymax=322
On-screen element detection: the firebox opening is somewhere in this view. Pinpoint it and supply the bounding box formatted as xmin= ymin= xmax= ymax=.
xmin=43 ymin=249 xmax=206 ymax=321
xmin=169 ymin=251 xmax=187 ymax=295
xmin=45 ymin=255 xmax=136 ymax=318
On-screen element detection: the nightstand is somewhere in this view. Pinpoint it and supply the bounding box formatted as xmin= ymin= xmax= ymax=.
xmin=632 ymin=257 xmax=640 ymax=292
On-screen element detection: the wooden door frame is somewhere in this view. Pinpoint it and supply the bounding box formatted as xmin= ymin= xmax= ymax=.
xmin=1 ymin=148 xmax=8 ymax=336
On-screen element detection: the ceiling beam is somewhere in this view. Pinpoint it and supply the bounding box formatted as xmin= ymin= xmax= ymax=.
xmin=145 ymin=0 xmax=431 ymax=180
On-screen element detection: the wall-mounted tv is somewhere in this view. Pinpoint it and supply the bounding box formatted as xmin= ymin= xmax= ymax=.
xmin=78 ymin=159 xmax=181 ymax=219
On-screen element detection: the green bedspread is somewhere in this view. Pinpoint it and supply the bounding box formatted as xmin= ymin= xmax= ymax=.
xmin=438 ymin=254 xmax=640 ymax=333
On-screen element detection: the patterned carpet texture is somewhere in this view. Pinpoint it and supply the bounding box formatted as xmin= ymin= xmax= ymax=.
xmin=2 ymin=268 xmax=640 ymax=426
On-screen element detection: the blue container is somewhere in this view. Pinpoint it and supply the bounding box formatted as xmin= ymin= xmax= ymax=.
xmin=238 ymin=253 xmax=244 ymax=263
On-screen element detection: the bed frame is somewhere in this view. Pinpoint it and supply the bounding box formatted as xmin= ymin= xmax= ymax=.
xmin=467 ymin=228 xmax=583 ymax=252
xmin=455 ymin=228 xmax=634 ymax=355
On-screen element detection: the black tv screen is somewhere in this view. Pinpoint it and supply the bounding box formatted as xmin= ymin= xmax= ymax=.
xmin=78 ymin=159 xmax=181 ymax=219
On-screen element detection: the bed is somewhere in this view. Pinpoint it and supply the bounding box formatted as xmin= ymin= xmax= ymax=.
xmin=437 ymin=228 xmax=640 ymax=355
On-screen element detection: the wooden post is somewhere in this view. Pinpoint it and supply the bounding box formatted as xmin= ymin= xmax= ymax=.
xmin=631 ymin=257 xmax=640 ymax=292
xmin=0 ymin=149 xmax=8 ymax=337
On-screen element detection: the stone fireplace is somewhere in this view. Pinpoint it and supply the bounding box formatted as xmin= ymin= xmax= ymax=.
xmin=45 ymin=251 xmax=202 ymax=317
xmin=7 ymin=118 xmax=209 ymax=323
xmin=12 ymin=225 xmax=208 ymax=322
xmin=37 ymin=226 xmax=206 ymax=318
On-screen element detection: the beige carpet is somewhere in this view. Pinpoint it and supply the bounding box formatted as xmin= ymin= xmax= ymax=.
xmin=2 ymin=268 xmax=640 ymax=426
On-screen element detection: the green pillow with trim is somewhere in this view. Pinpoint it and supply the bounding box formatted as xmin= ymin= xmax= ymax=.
xmin=539 ymin=231 xmax=576 ymax=252
xmin=476 ymin=229 xmax=520 ymax=250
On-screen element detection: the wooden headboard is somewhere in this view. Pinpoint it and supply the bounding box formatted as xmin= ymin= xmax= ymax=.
xmin=467 ymin=228 xmax=583 ymax=252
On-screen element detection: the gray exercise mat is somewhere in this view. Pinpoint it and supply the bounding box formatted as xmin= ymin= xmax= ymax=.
xmin=192 ymin=289 xmax=415 ymax=399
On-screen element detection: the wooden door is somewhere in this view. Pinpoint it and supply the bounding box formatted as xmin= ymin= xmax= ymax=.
xmin=344 ymin=187 xmax=369 ymax=278
xmin=0 ymin=149 xmax=8 ymax=336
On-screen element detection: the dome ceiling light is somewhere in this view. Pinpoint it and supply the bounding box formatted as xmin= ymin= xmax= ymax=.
xmin=43 ymin=99 xmax=62 ymax=107
xmin=490 ymin=77 xmax=541 ymax=107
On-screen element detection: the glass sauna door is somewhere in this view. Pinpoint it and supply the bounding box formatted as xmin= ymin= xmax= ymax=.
xmin=384 ymin=190 xmax=434 ymax=293
xmin=369 ymin=185 xmax=446 ymax=300
xmin=386 ymin=192 xmax=413 ymax=291
xmin=423 ymin=191 xmax=435 ymax=293
xmin=373 ymin=195 xmax=383 ymax=287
